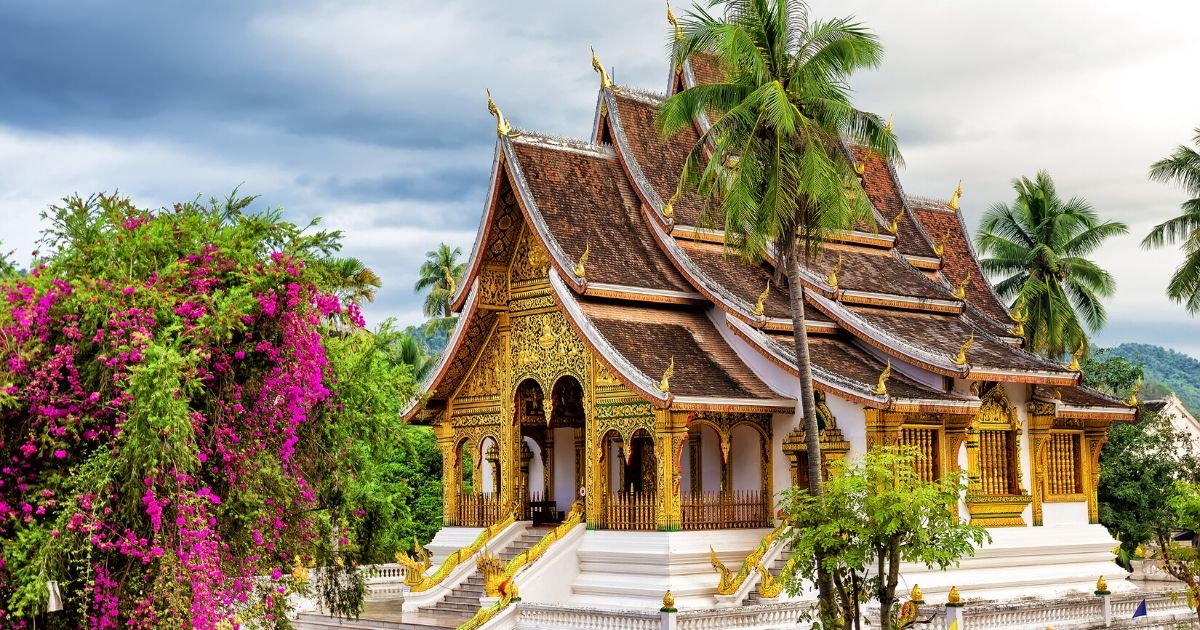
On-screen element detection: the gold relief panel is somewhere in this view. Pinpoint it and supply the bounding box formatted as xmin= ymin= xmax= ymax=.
xmin=478 ymin=267 xmax=508 ymax=307
xmin=510 ymin=228 xmax=552 ymax=287
xmin=977 ymin=384 xmax=1019 ymax=429
xmin=456 ymin=334 xmax=505 ymax=403
xmin=510 ymin=294 xmax=554 ymax=313
xmin=452 ymin=411 xmax=502 ymax=429
xmin=595 ymin=401 xmax=655 ymax=421
xmin=509 ymin=310 xmax=588 ymax=385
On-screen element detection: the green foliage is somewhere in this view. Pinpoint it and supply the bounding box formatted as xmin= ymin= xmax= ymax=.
xmin=1083 ymin=348 xmax=1144 ymax=399
xmin=1105 ymin=343 xmax=1200 ymax=415
xmin=976 ymin=171 xmax=1127 ymax=359
xmin=0 ymin=243 xmax=14 ymax=277
xmin=1154 ymin=482 xmax=1200 ymax=621
xmin=780 ymin=447 xmax=989 ymax=630
xmin=1099 ymin=410 xmax=1200 ymax=563
xmin=1141 ymin=128 xmax=1200 ymax=314
xmin=403 ymin=322 xmax=451 ymax=357
xmin=414 ymin=243 xmax=465 ymax=325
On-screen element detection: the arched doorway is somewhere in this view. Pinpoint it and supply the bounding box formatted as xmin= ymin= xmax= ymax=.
xmin=600 ymin=427 xmax=657 ymax=530
xmin=543 ymin=376 xmax=586 ymax=520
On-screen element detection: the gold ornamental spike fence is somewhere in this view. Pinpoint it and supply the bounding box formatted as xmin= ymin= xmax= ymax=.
xmin=453 ymin=493 xmax=504 ymax=527
xmin=681 ymin=491 xmax=770 ymax=531
xmin=602 ymin=491 xmax=657 ymax=531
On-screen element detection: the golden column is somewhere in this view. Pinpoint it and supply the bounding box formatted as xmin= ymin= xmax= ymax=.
xmin=964 ymin=417 xmax=983 ymax=495
xmin=584 ymin=422 xmax=603 ymax=529
xmin=1084 ymin=428 xmax=1108 ymax=524
xmin=1026 ymin=400 xmax=1056 ymax=526
xmin=655 ymin=410 xmax=687 ymax=531
xmin=434 ymin=419 xmax=459 ymax=526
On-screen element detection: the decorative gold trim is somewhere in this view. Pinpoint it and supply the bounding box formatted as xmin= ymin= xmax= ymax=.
xmin=953 ymin=271 xmax=972 ymax=301
xmin=754 ymin=281 xmax=770 ymax=317
xmin=873 ymin=360 xmax=892 ymax=396
xmin=591 ymin=47 xmax=613 ymax=90
xmin=573 ymin=242 xmax=590 ymax=278
xmin=885 ymin=210 xmax=902 ymax=235
xmin=949 ymin=180 xmax=963 ymax=211
xmin=827 ymin=254 xmax=843 ymax=289
xmin=952 ymin=334 xmax=974 ymax=366
xmin=710 ymin=524 xmax=785 ymax=595
xmin=666 ymin=1 xmax=683 ymax=42
xmin=658 ymin=357 xmax=675 ymax=393
xmin=932 ymin=229 xmax=949 ymax=258
xmin=884 ymin=115 xmax=894 ymax=134
xmin=486 ymin=89 xmax=513 ymax=137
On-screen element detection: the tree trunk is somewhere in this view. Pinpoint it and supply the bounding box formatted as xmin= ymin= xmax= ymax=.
xmin=786 ymin=257 xmax=836 ymax=613
xmin=880 ymin=538 xmax=902 ymax=630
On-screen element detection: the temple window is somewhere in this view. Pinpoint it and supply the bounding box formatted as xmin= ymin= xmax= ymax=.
xmin=1046 ymin=431 xmax=1084 ymax=498
xmin=978 ymin=429 xmax=1019 ymax=495
xmin=900 ymin=426 xmax=942 ymax=482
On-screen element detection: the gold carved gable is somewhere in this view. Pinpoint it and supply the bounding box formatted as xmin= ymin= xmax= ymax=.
xmin=977 ymin=383 xmax=1017 ymax=428
xmin=509 ymin=228 xmax=551 ymax=288
xmin=484 ymin=181 xmax=523 ymax=263
xmin=509 ymin=309 xmax=588 ymax=388
xmin=456 ymin=331 xmax=505 ymax=404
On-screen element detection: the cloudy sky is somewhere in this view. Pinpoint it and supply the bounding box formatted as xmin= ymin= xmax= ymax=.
xmin=1 ymin=1 xmax=1197 ymax=356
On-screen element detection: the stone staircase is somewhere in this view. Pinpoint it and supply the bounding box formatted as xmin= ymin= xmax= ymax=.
xmin=744 ymin=546 xmax=791 ymax=605
xmin=417 ymin=527 xmax=549 ymax=620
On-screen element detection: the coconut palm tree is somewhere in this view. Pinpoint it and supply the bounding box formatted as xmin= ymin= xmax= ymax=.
xmin=314 ymin=256 xmax=382 ymax=304
xmin=658 ymin=0 xmax=897 ymax=499
xmin=1142 ymin=128 xmax=1200 ymax=314
xmin=976 ymin=171 xmax=1127 ymax=359
xmin=414 ymin=244 xmax=465 ymax=334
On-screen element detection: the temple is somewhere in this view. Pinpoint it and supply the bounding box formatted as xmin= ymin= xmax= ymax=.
xmin=397 ymin=26 xmax=1139 ymax=628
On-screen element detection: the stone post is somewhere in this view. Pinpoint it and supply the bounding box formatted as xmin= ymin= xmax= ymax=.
xmin=660 ymin=590 xmax=677 ymax=630
xmin=1095 ymin=576 xmax=1112 ymax=626
xmin=945 ymin=586 xmax=965 ymax=630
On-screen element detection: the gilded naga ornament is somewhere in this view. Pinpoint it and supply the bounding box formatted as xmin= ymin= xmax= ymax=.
xmin=827 ymin=254 xmax=843 ymax=289
xmin=1010 ymin=298 xmax=1028 ymax=337
xmin=1127 ymin=380 xmax=1142 ymax=407
xmin=591 ymin=47 xmax=613 ymax=90
xmin=886 ymin=209 xmax=902 ymax=235
xmin=486 ymin=89 xmax=512 ymax=137
xmin=949 ymin=180 xmax=963 ymax=211
xmin=1067 ymin=344 xmax=1084 ymax=372
xmin=754 ymin=280 xmax=770 ymax=317
xmin=754 ymin=562 xmax=783 ymax=599
xmin=573 ymin=242 xmax=590 ymax=278
xmin=666 ymin=1 xmax=683 ymax=42
xmin=663 ymin=186 xmax=679 ymax=219
xmin=953 ymin=271 xmax=972 ymax=300
xmin=873 ymin=359 xmax=892 ymax=396
xmin=708 ymin=547 xmax=736 ymax=594
xmin=933 ymin=229 xmax=950 ymax=258
xmin=658 ymin=357 xmax=675 ymax=393
xmin=855 ymin=161 xmax=866 ymax=176
xmin=884 ymin=115 xmax=894 ymax=134
xmin=952 ymin=334 xmax=974 ymax=366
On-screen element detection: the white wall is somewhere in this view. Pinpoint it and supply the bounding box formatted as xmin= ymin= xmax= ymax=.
xmin=730 ymin=424 xmax=761 ymax=492
xmin=524 ymin=435 xmax=545 ymax=501
xmin=480 ymin=436 xmax=498 ymax=496
xmin=699 ymin=425 xmax=722 ymax=493
xmin=552 ymin=427 xmax=577 ymax=511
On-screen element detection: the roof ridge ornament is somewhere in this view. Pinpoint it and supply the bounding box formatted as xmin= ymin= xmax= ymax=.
xmin=948 ymin=180 xmax=963 ymax=211
xmin=658 ymin=356 xmax=675 ymax=393
xmin=573 ymin=242 xmax=591 ymax=279
xmin=667 ymin=1 xmax=684 ymax=42
xmin=953 ymin=270 xmax=972 ymax=300
xmin=663 ymin=186 xmax=680 ymax=220
xmin=1126 ymin=379 xmax=1141 ymax=407
xmin=827 ymin=254 xmax=844 ymax=289
xmin=754 ymin=280 xmax=770 ymax=317
xmin=885 ymin=209 xmax=902 ymax=235
xmin=1067 ymin=344 xmax=1084 ymax=372
xmin=952 ymin=333 xmax=974 ymax=366
xmin=486 ymin=89 xmax=513 ymax=137
xmin=855 ymin=161 xmax=866 ymax=176
xmin=873 ymin=359 xmax=892 ymax=396
xmin=932 ymin=229 xmax=949 ymax=258
xmin=883 ymin=115 xmax=894 ymax=135
xmin=591 ymin=47 xmax=613 ymax=90
xmin=1010 ymin=299 xmax=1028 ymax=337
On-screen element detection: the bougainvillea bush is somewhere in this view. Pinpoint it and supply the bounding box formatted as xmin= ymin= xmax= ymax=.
xmin=0 ymin=194 xmax=422 ymax=628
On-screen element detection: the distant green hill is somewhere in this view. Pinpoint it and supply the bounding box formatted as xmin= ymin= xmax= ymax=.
xmin=1105 ymin=343 xmax=1200 ymax=415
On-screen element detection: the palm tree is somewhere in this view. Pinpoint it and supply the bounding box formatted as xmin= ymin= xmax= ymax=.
xmin=658 ymin=1 xmax=897 ymax=617
xmin=314 ymin=256 xmax=382 ymax=304
xmin=976 ymin=171 xmax=1127 ymax=359
xmin=1142 ymin=128 xmax=1200 ymax=314
xmin=395 ymin=333 xmax=435 ymax=382
xmin=414 ymin=244 xmax=465 ymax=333
xmin=658 ymin=0 xmax=897 ymax=497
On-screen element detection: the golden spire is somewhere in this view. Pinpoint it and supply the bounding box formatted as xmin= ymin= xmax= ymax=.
xmin=884 ymin=115 xmax=894 ymax=134
xmin=573 ymin=242 xmax=591 ymax=278
xmin=1011 ymin=298 xmax=1028 ymax=323
xmin=667 ymin=1 xmax=684 ymax=42
xmin=953 ymin=271 xmax=972 ymax=300
xmin=948 ymin=180 xmax=963 ymax=211
xmin=1126 ymin=379 xmax=1142 ymax=407
xmin=1096 ymin=575 xmax=1108 ymax=594
xmin=827 ymin=254 xmax=844 ymax=288
xmin=885 ymin=210 xmax=902 ymax=235
xmin=486 ymin=89 xmax=512 ymax=137
xmin=910 ymin=584 xmax=923 ymax=603
xmin=663 ymin=186 xmax=680 ymax=220
xmin=658 ymin=357 xmax=675 ymax=393
xmin=855 ymin=161 xmax=866 ymax=176
xmin=662 ymin=590 xmax=676 ymax=610
xmin=932 ymin=229 xmax=950 ymax=258
xmin=754 ymin=280 xmax=771 ymax=317
xmin=591 ymin=47 xmax=613 ymax=90
xmin=952 ymin=334 xmax=974 ymax=366
xmin=873 ymin=360 xmax=892 ymax=396
xmin=1067 ymin=344 xmax=1084 ymax=372
xmin=947 ymin=586 xmax=961 ymax=604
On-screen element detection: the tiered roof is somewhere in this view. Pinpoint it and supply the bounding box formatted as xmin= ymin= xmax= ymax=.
xmin=411 ymin=48 xmax=1135 ymax=423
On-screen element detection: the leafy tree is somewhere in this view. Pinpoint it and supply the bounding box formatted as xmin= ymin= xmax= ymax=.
xmin=1142 ymin=128 xmax=1200 ymax=313
xmin=780 ymin=447 xmax=988 ymax=630
xmin=1082 ymin=348 xmax=1144 ymax=399
xmin=313 ymin=255 xmax=383 ymax=305
xmin=1106 ymin=342 xmax=1200 ymax=415
xmin=413 ymin=244 xmax=465 ymax=334
xmin=1154 ymin=481 xmax=1200 ymax=623
xmin=0 ymin=194 xmax=421 ymax=628
xmin=976 ymin=171 xmax=1127 ymax=360
xmin=0 ymin=244 xmax=14 ymax=277
xmin=393 ymin=331 xmax=435 ymax=382
xmin=1099 ymin=410 xmax=1200 ymax=566
xmin=658 ymin=0 xmax=898 ymax=611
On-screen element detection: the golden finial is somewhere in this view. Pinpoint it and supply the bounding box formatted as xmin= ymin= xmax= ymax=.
xmin=1126 ymin=380 xmax=1142 ymax=407
xmin=1095 ymin=575 xmax=1109 ymax=594
xmin=953 ymin=271 xmax=972 ymax=300
xmin=884 ymin=115 xmax=894 ymax=134
xmin=947 ymin=586 xmax=961 ymax=604
xmin=591 ymin=47 xmax=613 ymax=90
xmin=910 ymin=584 xmax=923 ymax=603
xmin=663 ymin=186 xmax=680 ymax=220
xmin=661 ymin=590 xmax=676 ymax=611
xmin=949 ymin=180 xmax=963 ymax=211
xmin=573 ymin=242 xmax=590 ymax=278
xmin=1011 ymin=321 xmax=1025 ymax=337
xmin=873 ymin=360 xmax=892 ymax=396
xmin=486 ymin=89 xmax=512 ymax=137
xmin=659 ymin=357 xmax=675 ymax=393
xmin=933 ymin=229 xmax=949 ymax=258
xmin=1067 ymin=344 xmax=1084 ymax=372
xmin=754 ymin=281 xmax=770 ymax=317
xmin=855 ymin=161 xmax=866 ymax=176
xmin=885 ymin=210 xmax=902 ymax=235
xmin=827 ymin=254 xmax=844 ymax=289
xmin=1011 ymin=299 xmax=1028 ymax=324
xmin=667 ymin=1 xmax=684 ymax=42
xmin=952 ymin=334 xmax=974 ymax=366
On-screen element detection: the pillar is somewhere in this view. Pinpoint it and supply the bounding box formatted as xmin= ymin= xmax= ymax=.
xmin=1026 ymin=401 xmax=1055 ymax=526
xmin=655 ymin=410 xmax=685 ymax=531
xmin=435 ymin=419 xmax=458 ymax=526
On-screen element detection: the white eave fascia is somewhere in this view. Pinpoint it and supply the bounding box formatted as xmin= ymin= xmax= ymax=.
xmin=837 ymin=289 xmax=964 ymax=312
xmin=1058 ymin=403 xmax=1137 ymax=417
xmin=585 ymin=282 xmax=705 ymax=303
xmin=672 ymin=395 xmax=796 ymax=410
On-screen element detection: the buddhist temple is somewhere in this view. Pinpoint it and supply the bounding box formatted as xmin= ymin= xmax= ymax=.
xmin=392 ymin=15 xmax=1142 ymax=629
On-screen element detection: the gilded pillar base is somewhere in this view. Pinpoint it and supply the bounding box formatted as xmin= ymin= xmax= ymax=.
xmin=965 ymin=493 xmax=1032 ymax=528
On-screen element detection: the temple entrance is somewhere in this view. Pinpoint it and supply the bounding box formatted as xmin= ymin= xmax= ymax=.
xmin=678 ymin=418 xmax=771 ymax=530
xmin=548 ymin=376 xmax=586 ymax=516
xmin=600 ymin=428 xmax=658 ymax=530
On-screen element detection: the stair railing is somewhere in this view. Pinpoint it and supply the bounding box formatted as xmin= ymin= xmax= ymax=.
xmin=710 ymin=522 xmax=787 ymax=597
xmin=399 ymin=507 xmax=517 ymax=593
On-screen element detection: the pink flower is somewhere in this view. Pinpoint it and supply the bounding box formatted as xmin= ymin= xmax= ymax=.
xmin=53 ymin=449 xmax=67 ymax=459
